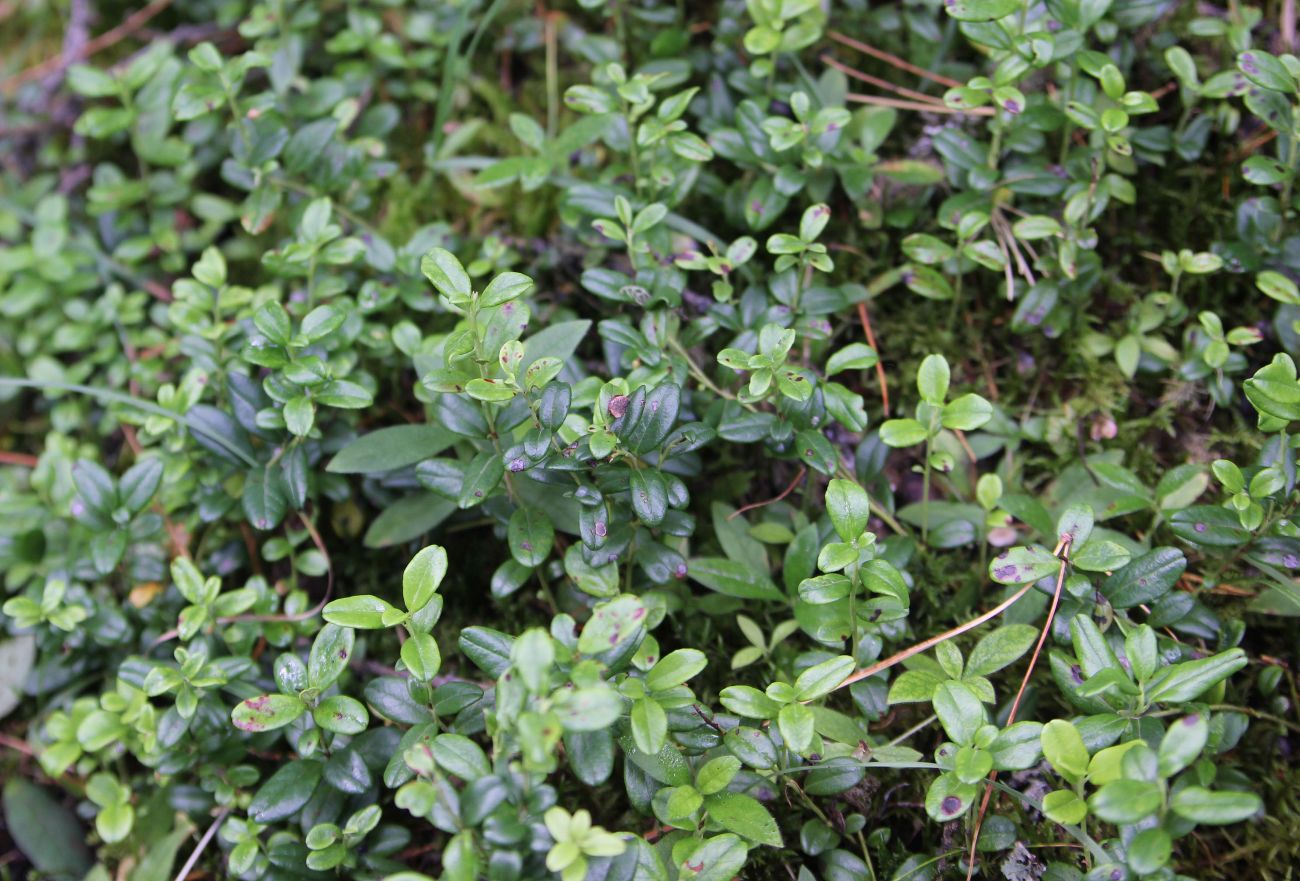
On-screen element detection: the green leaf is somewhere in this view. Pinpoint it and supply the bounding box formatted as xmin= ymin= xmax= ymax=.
xmin=564 ymin=729 xmax=615 ymax=786
xmin=243 ymin=465 xmax=290 ymax=531
xmin=308 ymin=623 xmax=354 ymax=690
xmin=314 ymin=695 xmax=369 ymax=734
xmin=933 ymin=681 xmax=985 ymax=745
xmin=825 ymin=479 xmax=870 ymax=542
xmin=1158 ymin=713 xmax=1208 ymax=777
xmin=323 ymin=595 xmax=400 ymax=629
xmin=459 ymin=627 xmax=515 ymax=678
xmin=989 ymin=545 xmax=1059 ymax=584
xmin=480 ymin=271 xmax=534 ymax=307
xmin=778 ymin=702 xmax=815 ymax=754
xmin=1146 ymin=648 xmax=1247 ymax=704
xmin=119 ymin=458 xmax=164 ymax=515
xmin=793 ymin=655 xmax=855 ymax=701
xmin=1040 ymin=719 xmax=1089 ymax=784
xmin=646 ymin=649 xmax=708 ymax=691
xmin=1088 ymin=779 xmax=1163 ymax=824
xmin=521 ymin=319 xmax=591 ymax=374
xmin=631 ymin=697 xmax=668 ymax=754
xmin=1237 ymin=50 xmax=1296 ymax=93
xmin=688 ymin=557 xmax=784 ymax=601
xmin=925 ymin=773 xmax=976 ymax=821
xmin=1041 ymin=789 xmax=1087 ymax=825
xmin=458 ymin=451 xmax=504 ymax=508
xmin=696 ymin=756 xmax=741 ymax=795
xmin=1169 ymin=506 xmax=1251 ymax=547
xmin=576 ymin=595 xmax=647 ymax=655
xmin=404 ymin=545 xmax=448 ymax=613
xmin=1070 ymin=540 xmax=1131 ymax=572
xmin=554 ymin=686 xmax=622 ymax=732
xmin=677 ymin=834 xmax=749 ymax=881
xmin=629 ymin=469 xmax=669 ymax=526
xmin=705 ymin=792 xmax=782 ymax=846
xmin=1101 ymin=547 xmax=1185 ymax=608
xmin=316 ymin=379 xmax=372 ymax=409
xmin=431 ymin=733 xmax=490 ymax=781
xmin=363 ymin=493 xmax=456 ymax=548
xmin=465 ymin=378 xmax=516 ymax=402
xmin=327 ymin=425 xmax=457 ymax=473
xmin=508 ymin=507 xmax=554 ymax=567
xmin=2 ymin=779 xmax=92 ymax=881
xmin=719 ymin=686 xmax=781 ymax=720
xmin=400 ymin=632 xmax=443 ymax=680
xmin=826 ymin=343 xmax=878 ymax=376
xmin=942 ymin=0 xmax=1019 ymax=20
xmin=916 ymin=354 xmax=950 ymax=404
xmin=989 ymin=721 xmax=1043 ymax=770
xmin=887 ymin=669 xmax=942 ymax=704
xmin=232 ymin=694 xmax=306 ymax=732
xmin=941 ymin=394 xmax=992 ymax=431
xmin=1257 ymin=270 xmax=1300 ymax=305
xmin=1127 ymin=828 xmax=1172 ymax=874
xmin=965 ymin=624 xmax=1038 ymax=676
xmin=0 ymin=635 xmax=35 ymax=721
xmin=1170 ymin=786 xmax=1262 ymax=824
xmin=879 ymin=418 xmax=929 ymax=447
xmin=421 ymin=248 xmax=472 ymax=303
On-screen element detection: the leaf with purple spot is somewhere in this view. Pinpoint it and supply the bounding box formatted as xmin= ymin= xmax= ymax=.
xmin=232 ymin=693 xmax=306 ymax=732
xmin=989 ymin=545 xmax=1060 ymax=584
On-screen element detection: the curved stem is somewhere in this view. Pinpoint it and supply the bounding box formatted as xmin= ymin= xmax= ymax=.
xmin=0 ymin=378 xmax=259 ymax=468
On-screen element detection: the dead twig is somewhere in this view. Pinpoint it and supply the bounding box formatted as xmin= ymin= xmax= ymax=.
xmin=828 ymin=30 xmax=964 ymax=89
xmin=966 ymin=535 xmax=1072 ymax=881
xmin=835 ymin=577 xmax=1041 ymax=692
xmin=846 ymin=92 xmax=993 ymax=116
xmin=822 ymin=54 xmax=949 ymax=106
xmin=855 ymin=301 xmax=890 ymax=416
xmin=1 ymin=0 xmax=174 ymax=93
xmin=171 ymin=807 xmax=229 ymax=881
xmin=729 ymin=467 xmax=807 ymax=520
xmin=0 ymin=451 xmax=39 ymax=467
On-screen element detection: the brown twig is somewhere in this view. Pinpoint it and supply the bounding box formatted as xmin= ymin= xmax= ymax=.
xmin=1 ymin=0 xmax=175 ymax=93
xmin=966 ymin=535 xmax=1072 ymax=881
xmin=855 ymin=302 xmax=890 ymax=416
xmin=150 ymin=509 xmax=333 ymax=647
xmin=0 ymin=732 xmax=35 ymax=756
xmin=822 ymin=54 xmax=949 ymax=106
xmin=171 ymin=807 xmax=228 ymax=881
xmin=828 ymin=30 xmax=964 ymax=89
xmin=0 ymin=451 xmax=39 ymax=467
xmin=835 ymin=578 xmax=1040 ymax=692
xmin=729 ymin=468 xmax=807 ymax=520
xmin=846 ymin=92 xmax=994 ymax=116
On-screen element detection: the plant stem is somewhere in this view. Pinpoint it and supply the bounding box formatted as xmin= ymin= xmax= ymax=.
xmin=667 ymin=337 xmax=757 ymax=411
xmin=921 ymin=414 xmax=936 ymax=546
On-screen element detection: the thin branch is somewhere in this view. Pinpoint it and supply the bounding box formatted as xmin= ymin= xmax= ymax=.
xmin=0 ymin=451 xmax=39 ymax=467
xmin=171 ymin=806 xmax=230 ymax=881
xmin=729 ymin=468 xmax=807 ymax=520
xmin=846 ymin=92 xmax=993 ymax=116
xmin=822 ymin=55 xmax=949 ymax=106
xmin=855 ymin=301 xmax=890 ymax=416
xmin=0 ymin=732 xmax=35 ymax=756
xmin=834 ymin=578 xmax=1039 ymax=692
xmin=828 ymin=30 xmax=964 ymax=89
xmin=150 ymin=510 xmax=333 ymax=647
xmin=966 ymin=535 xmax=1073 ymax=881
xmin=1 ymin=0 xmax=175 ymax=93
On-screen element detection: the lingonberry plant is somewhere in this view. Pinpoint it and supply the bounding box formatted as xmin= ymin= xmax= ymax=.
xmin=1 ymin=2 xmax=1298 ymax=881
